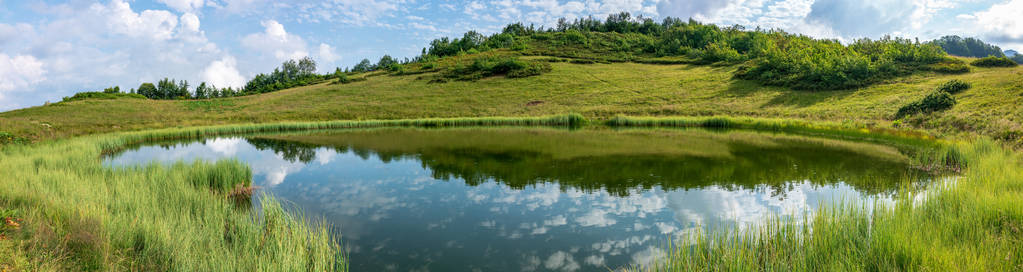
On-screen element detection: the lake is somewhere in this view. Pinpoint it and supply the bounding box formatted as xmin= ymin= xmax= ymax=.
xmin=105 ymin=127 xmax=931 ymax=271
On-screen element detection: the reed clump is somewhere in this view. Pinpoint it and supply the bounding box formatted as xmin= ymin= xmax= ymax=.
xmin=0 ymin=115 xmax=584 ymax=270
xmin=628 ymin=140 xmax=1023 ymax=271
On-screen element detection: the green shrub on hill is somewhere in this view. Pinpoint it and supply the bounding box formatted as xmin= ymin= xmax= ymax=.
xmin=0 ymin=131 xmax=28 ymax=145
xmin=62 ymin=92 xmax=146 ymax=102
xmin=937 ymin=79 xmax=972 ymax=94
xmin=971 ymin=56 xmax=1018 ymax=67
xmin=925 ymin=59 xmax=971 ymax=74
xmin=440 ymin=56 xmax=552 ymax=81
xmin=896 ymin=91 xmax=957 ymax=118
xmin=417 ymin=14 xmax=955 ymax=91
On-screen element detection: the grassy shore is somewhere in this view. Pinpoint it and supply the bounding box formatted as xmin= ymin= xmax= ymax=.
xmin=0 ymin=115 xmax=584 ymax=271
xmin=4 ymin=114 xmax=1017 ymax=270
xmin=642 ymin=139 xmax=1022 ymax=271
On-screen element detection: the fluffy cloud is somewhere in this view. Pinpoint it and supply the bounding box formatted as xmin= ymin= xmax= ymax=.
xmin=157 ymin=0 xmax=206 ymax=13
xmin=806 ymin=0 xmax=920 ymax=38
xmin=103 ymin=0 xmax=180 ymax=41
xmin=201 ymin=56 xmax=246 ymax=88
xmin=0 ymin=54 xmax=46 ymax=92
xmin=242 ymin=20 xmax=309 ymax=61
xmin=971 ymin=0 xmax=1023 ymax=44
xmin=544 ymin=251 xmax=581 ymax=272
xmin=317 ymin=43 xmax=340 ymax=68
xmin=657 ymin=0 xmax=736 ymax=19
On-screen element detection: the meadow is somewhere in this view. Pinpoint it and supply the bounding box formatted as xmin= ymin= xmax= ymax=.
xmin=3 ymin=113 xmax=1020 ymax=270
xmin=2 ymin=60 xmax=1022 ymax=146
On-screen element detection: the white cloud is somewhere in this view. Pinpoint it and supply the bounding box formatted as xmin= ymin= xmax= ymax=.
xmin=576 ymin=209 xmax=616 ymax=227
xmin=158 ymin=0 xmax=206 ymax=13
xmin=180 ymin=13 xmax=201 ymax=33
xmin=544 ymin=251 xmax=581 ymax=272
xmin=583 ymin=254 xmax=605 ymax=267
xmin=243 ymin=20 xmax=309 ymax=61
xmin=206 ymin=138 xmax=242 ymax=156
xmin=201 ymin=56 xmax=246 ymax=88
xmin=317 ymin=43 xmax=340 ymax=66
xmin=972 ymin=0 xmax=1023 ymax=43
xmin=657 ymin=0 xmax=737 ymax=19
xmin=0 ymin=23 xmax=34 ymax=46
xmin=0 ymin=54 xmax=46 ymax=92
xmin=103 ymin=0 xmax=180 ymax=41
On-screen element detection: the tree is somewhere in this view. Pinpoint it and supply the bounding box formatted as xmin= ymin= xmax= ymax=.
xmin=102 ymin=86 xmax=120 ymax=94
xmin=376 ymin=55 xmax=397 ymax=70
xmin=137 ymin=83 xmax=158 ymax=99
xmin=297 ymin=57 xmax=317 ymax=75
xmin=930 ymin=36 xmax=1004 ymax=58
xmin=353 ymin=59 xmax=373 ymax=72
xmin=195 ymin=82 xmax=212 ymax=99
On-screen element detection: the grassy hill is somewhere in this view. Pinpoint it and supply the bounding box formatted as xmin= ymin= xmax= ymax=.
xmin=2 ymin=55 xmax=1021 ymax=145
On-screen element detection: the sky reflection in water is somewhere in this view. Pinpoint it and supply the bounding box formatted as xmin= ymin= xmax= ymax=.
xmin=105 ymin=128 xmax=924 ymax=271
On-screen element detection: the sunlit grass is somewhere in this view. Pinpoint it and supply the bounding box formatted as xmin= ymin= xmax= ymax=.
xmin=0 ymin=115 xmax=580 ymax=270
xmin=1 ymin=115 xmax=1019 ymax=270
xmin=625 ymin=140 xmax=1022 ymax=271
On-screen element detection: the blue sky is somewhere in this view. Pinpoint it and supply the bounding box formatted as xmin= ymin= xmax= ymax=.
xmin=1 ymin=0 xmax=1022 ymax=111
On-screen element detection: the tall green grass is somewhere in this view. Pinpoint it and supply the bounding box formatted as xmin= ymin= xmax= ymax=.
xmin=625 ymin=139 xmax=1022 ymax=271
xmin=0 ymin=115 xmax=583 ymax=270
xmin=2 ymin=114 xmax=1019 ymax=271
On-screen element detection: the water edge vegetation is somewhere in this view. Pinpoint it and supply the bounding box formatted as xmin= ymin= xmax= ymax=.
xmin=2 ymin=115 xmax=1019 ymax=270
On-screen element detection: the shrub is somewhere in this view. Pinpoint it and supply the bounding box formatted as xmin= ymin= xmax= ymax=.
xmin=936 ymin=79 xmax=971 ymax=94
xmin=440 ymin=56 xmax=552 ymax=81
xmin=926 ymin=59 xmax=971 ymax=74
xmin=387 ymin=63 xmax=406 ymax=74
xmin=333 ymin=73 xmax=366 ymax=84
xmin=699 ymin=42 xmax=744 ymax=63
xmin=62 ymin=92 xmax=146 ymax=102
xmin=971 ymin=56 xmax=1018 ymax=67
xmin=563 ymin=30 xmax=588 ymax=45
xmin=896 ymin=91 xmax=957 ymax=118
xmin=0 ymin=132 xmax=29 ymax=145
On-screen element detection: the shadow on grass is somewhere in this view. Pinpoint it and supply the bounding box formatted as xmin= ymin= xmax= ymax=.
xmin=724 ymin=79 xmax=857 ymax=108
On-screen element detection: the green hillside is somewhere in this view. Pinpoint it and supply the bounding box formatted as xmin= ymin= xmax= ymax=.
xmin=2 ymin=55 xmax=1021 ymax=145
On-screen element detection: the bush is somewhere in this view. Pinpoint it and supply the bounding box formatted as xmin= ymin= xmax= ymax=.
xmin=563 ymin=30 xmax=588 ymax=45
xmin=896 ymin=91 xmax=957 ymax=118
xmin=333 ymin=73 xmax=366 ymax=85
xmin=936 ymin=79 xmax=971 ymax=94
xmin=387 ymin=63 xmax=406 ymax=74
xmin=440 ymin=56 xmax=552 ymax=81
xmin=62 ymin=92 xmax=146 ymax=102
xmin=0 ymin=132 xmax=28 ymax=145
xmin=971 ymin=56 xmax=1018 ymax=67
xmin=926 ymin=59 xmax=971 ymax=74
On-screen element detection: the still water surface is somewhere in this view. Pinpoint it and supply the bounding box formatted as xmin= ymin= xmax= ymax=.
xmin=106 ymin=128 xmax=929 ymax=271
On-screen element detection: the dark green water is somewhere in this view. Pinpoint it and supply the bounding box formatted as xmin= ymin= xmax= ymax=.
xmin=106 ymin=127 xmax=930 ymax=271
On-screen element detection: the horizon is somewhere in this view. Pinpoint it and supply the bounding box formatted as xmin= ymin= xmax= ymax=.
xmin=2 ymin=0 xmax=1022 ymax=111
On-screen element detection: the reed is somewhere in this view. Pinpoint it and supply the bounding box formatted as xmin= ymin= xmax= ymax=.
xmin=627 ymin=139 xmax=1023 ymax=271
xmin=0 ymin=115 xmax=582 ymax=270
xmin=2 ymin=114 xmax=1019 ymax=271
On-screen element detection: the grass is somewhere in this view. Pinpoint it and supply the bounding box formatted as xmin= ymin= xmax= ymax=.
xmin=0 ymin=115 xmax=584 ymax=271
xmin=630 ymin=139 xmax=1022 ymax=271
xmin=0 ymin=114 xmax=1019 ymax=270
xmin=3 ymin=58 xmax=1022 ymax=147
